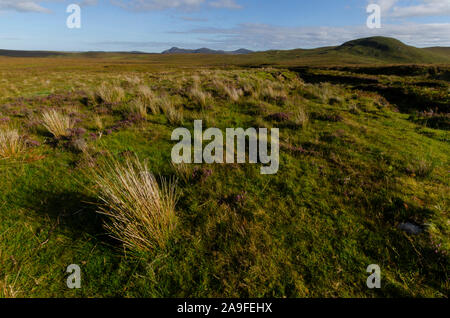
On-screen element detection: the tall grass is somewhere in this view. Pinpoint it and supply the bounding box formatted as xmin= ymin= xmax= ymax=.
xmin=160 ymin=97 xmax=183 ymax=125
xmin=129 ymin=98 xmax=148 ymax=119
xmin=188 ymin=83 xmax=210 ymax=108
xmin=260 ymin=83 xmax=287 ymax=104
xmin=96 ymin=83 xmax=125 ymax=103
xmin=136 ymin=86 xmax=161 ymax=115
xmin=92 ymin=155 xmax=180 ymax=253
xmin=213 ymin=78 xmax=243 ymax=102
xmin=222 ymin=85 xmax=243 ymax=102
xmin=291 ymin=98 xmax=309 ymax=128
xmin=0 ymin=128 xmax=26 ymax=159
xmin=137 ymin=85 xmax=155 ymax=104
xmin=93 ymin=115 xmax=104 ymax=130
xmin=293 ymin=107 xmax=309 ymax=128
xmin=41 ymin=109 xmax=74 ymax=138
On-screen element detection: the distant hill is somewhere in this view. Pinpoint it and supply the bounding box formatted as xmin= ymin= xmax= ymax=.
xmin=162 ymin=47 xmax=253 ymax=55
xmin=334 ymin=37 xmax=449 ymax=64
xmin=0 ymin=49 xmax=64 ymax=57
xmin=1 ymin=37 xmax=448 ymax=66
xmin=243 ymin=37 xmax=450 ymax=67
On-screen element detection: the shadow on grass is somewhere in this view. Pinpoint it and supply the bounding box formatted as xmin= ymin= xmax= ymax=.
xmin=290 ymin=66 xmax=448 ymax=113
xmin=21 ymin=189 xmax=117 ymax=246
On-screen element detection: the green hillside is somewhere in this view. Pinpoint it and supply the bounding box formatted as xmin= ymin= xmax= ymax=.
xmin=245 ymin=37 xmax=450 ymax=66
xmin=335 ymin=37 xmax=450 ymax=64
xmin=424 ymin=47 xmax=450 ymax=59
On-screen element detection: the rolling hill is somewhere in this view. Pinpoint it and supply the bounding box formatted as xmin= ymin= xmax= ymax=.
xmin=334 ymin=37 xmax=450 ymax=63
xmin=243 ymin=37 xmax=450 ymax=67
xmin=0 ymin=37 xmax=449 ymax=67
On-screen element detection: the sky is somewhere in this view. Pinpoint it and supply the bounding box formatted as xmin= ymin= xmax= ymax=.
xmin=0 ymin=0 xmax=449 ymax=52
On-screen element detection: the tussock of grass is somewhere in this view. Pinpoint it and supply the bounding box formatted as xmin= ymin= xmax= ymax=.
xmin=93 ymin=115 xmax=103 ymax=130
xmin=188 ymin=83 xmax=211 ymax=108
xmin=137 ymin=85 xmax=155 ymax=104
xmin=160 ymin=97 xmax=183 ymax=125
xmin=0 ymin=128 xmax=26 ymax=159
xmin=96 ymin=83 xmax=125 ymax=103
xmin=213 ymin=79 xmax=243 ymax=102
xmin=129 ymin=98 xmax=148 ymax=119
xmin=41 ymin=109 xmax=74 ymax=138
xmin=293 ymin=106 xmax=309 ymax=128
xmin=223 ymin=85 xmax=243 ymax=102
xmin=260 ymin=82 xmax=287 ymax=104
xmin=92 ymin=155 xmax=180 ymax=253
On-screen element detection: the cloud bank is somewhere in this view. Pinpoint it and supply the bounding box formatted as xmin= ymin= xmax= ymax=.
xmin=172 ymin=22 xmax=450 ymax=49
xmin=372 ymin=0 xmax=450 ymax=18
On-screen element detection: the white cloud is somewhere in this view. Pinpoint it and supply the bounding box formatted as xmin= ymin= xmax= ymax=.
xmin=376 ymin=0 xmax=398 ymax=12
xmin=0 ymin=1 xmax=98 ymax=12
xmin=209 ymin=0 xmax=241 ymax=9
xmin=177 ymin=22 xmax=450 ymax=50
xmin=371 ymin=0 xmax=450 ymax=18
xmin=110 ymin=0 xmax=205 ymax=11
xmin=109 ymin=0 xmax=242 ymax=11
xmin=94 ymin=22 xmax=450 ymax=52
xmin=80 ymin=0 xmax=98 ymax=6
xmin=0 ymin=1 xmax=52 ymax=13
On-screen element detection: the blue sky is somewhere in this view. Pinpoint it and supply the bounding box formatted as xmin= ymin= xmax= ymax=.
xmin=0 ymin=0 xmax=449 ymax=52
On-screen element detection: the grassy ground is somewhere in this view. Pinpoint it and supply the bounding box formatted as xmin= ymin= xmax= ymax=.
xmin=0 ymin=58 xmax=448 ymax=298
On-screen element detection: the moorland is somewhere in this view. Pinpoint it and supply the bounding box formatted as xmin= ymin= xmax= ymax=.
xmin=0 ymin=36 xmax=449 ymax=298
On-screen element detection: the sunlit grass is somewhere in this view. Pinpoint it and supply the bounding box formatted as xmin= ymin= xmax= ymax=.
xmin=92 ymin=155 xmax=180 ymax=253
xmin=41 ymin=109 xmax=74 ymax=138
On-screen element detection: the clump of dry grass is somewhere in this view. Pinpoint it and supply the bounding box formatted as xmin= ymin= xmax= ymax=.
xmin=136 ymin=86 xmax=160 ymax=115
xmin=41 ymin=109 xmax=74 ymax=138
xmin=124 ymin=75 xmax=141 ymax=86
xmin=96 ymin=83 xmax=125 ymax=103
xmin=160 ymin=97 xmax=183 ymax=125
xmin=0 ymin=128 xmax=26 ymax=159
xmin=222 ymin=85 xmax=243 ymax=102
xmin=213 ymin=78 xmax=243 ymax=102
xmin=129 ymin=98 xmax=148 ymax=119
xmin=188 ymin=83 xmax=211 ymax=108
xmin=290 ymin=98 xmax=309 ymax=128
xmin=137 ymin=85 xmax=155 ymax=103
xmin=92 ymin=155 xmax=180 ymax=253
xmin=260 ymin=83 xmax=288 ymax=104
xmin=93 ymin=115 xmax=104 ymax=131
xmin=293 ymin=106 xmax=309 ymax=128
xmin=302 ymin=82 xmax=339 ymax=104
xmin=148 ymin=99 xmax=161 ymax=115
